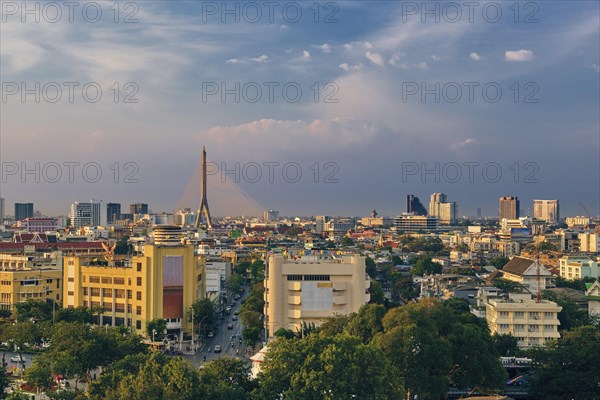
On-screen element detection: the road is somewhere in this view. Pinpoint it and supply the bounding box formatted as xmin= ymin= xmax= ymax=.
xmin=183 ymin=287 xmax=254 ymax=367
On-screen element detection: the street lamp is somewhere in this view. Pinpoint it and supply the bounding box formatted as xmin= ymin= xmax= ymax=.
xmin=152 ymin=329 xmax=157 ymax=343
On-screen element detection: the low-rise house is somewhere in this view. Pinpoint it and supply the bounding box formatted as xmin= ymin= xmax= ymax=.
xmin=501 ymin=257 xmax=552 ymax=291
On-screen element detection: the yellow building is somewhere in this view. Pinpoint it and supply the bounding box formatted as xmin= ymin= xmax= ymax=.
xmin=0 ymin=268 xmax=62 ymax=317
xmin=486 ymin=293 xmax=561 ymax=348
xmin=264 ymin=254 xmax=370 ymax=338
xmin=64 ymin=244 xmax=204 ymax=337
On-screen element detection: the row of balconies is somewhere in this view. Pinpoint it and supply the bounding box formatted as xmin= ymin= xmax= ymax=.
xmin=287 ymin=294 xmax=347 ymax=305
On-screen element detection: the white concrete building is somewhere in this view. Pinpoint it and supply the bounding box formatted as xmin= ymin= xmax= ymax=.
xmin=559 ymin=256 xmax=599 ymax=280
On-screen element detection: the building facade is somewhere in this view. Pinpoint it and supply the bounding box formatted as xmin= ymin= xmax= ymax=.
xmin=70 ymin=200 xmax=105 ymax=228
xmin=533 ymin=200 xmax=559 ymax=224
xmin=0 ymin=267 xmax=62 ymax=318
xmin=559 ymin=256 xmax=599 ymax=280
xmin=406 ymin=195 xmax=427 ymax=216
xmin=106 ymin=203 xmax=121 ymax=224
xmin=429 ymin=193 xmax=457 ymax=224
xmin=15 ymin=203 xmax=34 ymax=221
xmin=579 ymin=233 xmax=600 ymax=253
xmin=499 ymin=196 xmax=520 ymax=220
xmin=393 ymin=214 xmax=439 ymax=231
xmin=486 ymin=293 xmax=562 ymax=348
xmin=264 ymin=254 xmax=370 ymax=337
xmin=63 ymin=244 xmax=204 ymax=337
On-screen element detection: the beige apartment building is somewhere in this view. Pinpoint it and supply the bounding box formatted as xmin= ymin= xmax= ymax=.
xmin=264 ymin=254 xmax=370 ymax=337
xmin=486 ymin=293 xmax=562 ymax=348
xmin=559 ymin=256 xmax=599 ymax=280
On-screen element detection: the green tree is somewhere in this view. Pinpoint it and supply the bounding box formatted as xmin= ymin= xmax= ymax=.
xmin=410 ymin=256 xmax=443 ymax=276
xmin=365 ymin=257 xmax=377 ymax=278
xmin=55 ymin=306 xmax=102 ymax=324
xmin=443 ymin=297 xmax=471 ymax=314
xmin=24 ymin=356 xmax=54 ymax=392
xmin=47 ymin=389 xmax=85 ymax=400
xmin=487 ymin=256 xmax=509 ymax=270
xmin=542 ymin=290 xmax=591 ymax=330
xmin=318 ymin=314 xmax=352 ymax=337
xmin=255 ymin=334 xmax=404 ymax=400
xmin=233 ymin=261 xmax=251 ymax=278
xmin=345 ymin=304 xmax=386 ymax=344
xmin=249 ymin=259 xmax=265 ymax=283
xmin=200 ymin=357 xmax=255 ymax=399
xmin=242 ymin=326 xmax=262 ymax=348
xmin=189 ymin=299 xmax=216 ymax=336
xmin=114 ymin=236 xmax=132 ymax=255
xmin=492 ymin=333 xmax=519 ymax=357
xmin=14 ymin=299 xmax=53 ymax=322
xmin=0 ymin=367 xmax=10 ymax=398
xmin=228 ymin=274 xmax=244 ymax=295
xmin=273 ymin=328 xmax=295 ymax=340
xmin=368 ymin=280 xmax=386 ymax=305
xmin=146 ymin=318 xmax=168 ymax=340
xmin=529 ymin=326 xmax=600 ymax=400
xmin=340 ymin=236 xmax=355 ymax=247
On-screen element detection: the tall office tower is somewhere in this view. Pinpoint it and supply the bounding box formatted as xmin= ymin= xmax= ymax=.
xmin=130 ymin=203 xmax=149 ymax=215
xmin=0 ymin=198 xmax=4 ymax=222
xmin=264 ymin=210 xmax=280 ymax=222
xmin=406 ymin=195 xmax=428 ymax=216
xmin=533 ymin=200 xmax=560 ymax=224
xmin=107 ymin=203 xmax=121 ymax=224
xmin=195 ymin=146 xmax=213 ymax=229
xmin=70 ymin=200 xmax=105 ymax=228
xmin=315 ymin=215 xmax=330 ymax=233
xmin=477 ymin=208 xmax=482 ymax=218
xmin=499 ymin=196 xmax=520 ymax=220
xmin=429 ymin=193 xmax=457 ymax=224
xmin=15 ymin=203 xmax=34 ymax=221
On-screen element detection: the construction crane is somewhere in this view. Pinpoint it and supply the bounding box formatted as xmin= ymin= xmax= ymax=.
xmin=579 ymin=202 xmax=592 ymax=218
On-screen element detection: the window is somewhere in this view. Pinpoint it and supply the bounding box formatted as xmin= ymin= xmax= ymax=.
xmin=136 ymin=320 xmax=142 ymax=330
xmin=127 ymin=304 xmax=132 ymax=313
xmin=67 ymin=291 xmax=74 ymax=296
xmin=544 ymin=312 xmax=554 ymax=318
xmin=82 ymin=276 xmax=86 ymax=283
xmin=103 ymin=302 xmax=113 ymax=309
xmin=90 ymin=288 xmax=101 ymax=297
xmin=101 ymin=277 xmax=112 ymax=284
xmin=514 ymin=311 xmax=524 ymax=318
xmin=127 ymin=290 xmax=132 ymax=299
xmin=137 ymin=263 xmax=142 ymax=272
xmin=68 ymin=277 xmax=74 ymax=282
xmin=136 ymin=306 xmax=142 ymax=315
xmin=83 ymin=287 xmax=88 ymax=295
xmin=136 ymin=292 xmax=142 ymax=301
xmin=89 ymin=276 xmax=100 ymax=284
xmin=115 ymin=289 xmax=125 ymax=298
xmin=114 ymin=277 xmax=125 ymax=285
xmin=529 ymin=312 xmax=540 ymax=319
xmin=1 ymin=281 xmax=11 ymax=286
xmin=287 ymin=275 xmax=303 ymax=281
xmin=499 ymin=311 xmax=509 ymax=317
xmin=136 ymin=277 xmax=142 ymax=286
xmin=102 ymin=288 xmax=113 ymax=297
xmin=46 ymin=279 xmax=53 ymax=284
xmin=304 ymin=275 xmax=331 ymax=281
xmin=115 ymin=303 xmax=125 ymax=313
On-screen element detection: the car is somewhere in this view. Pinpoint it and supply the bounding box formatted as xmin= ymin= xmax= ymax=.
xmin=214 ymin=345 xmax=221 ymax=353
xmin=225 ymin=306 xmax=232 ymax=314
xmin=231 ymin=334 xmax=237 ymax=339
xmin=10 ymin=355 xmax=26 ymax=363
xmin=207 ymin=331 xmax=214 ymax=338
xmin=234 ymin=294 xmax=240 ymax=300
xmin=507 ymin=374 xmax=530 ymax=386
xmin=227 ymin=323 xmax=234 ymax=330
xmin=232 ymin=315 xmax=238 ymax=321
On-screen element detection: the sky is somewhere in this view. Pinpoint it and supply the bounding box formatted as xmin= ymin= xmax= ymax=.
xmin=1 ymin=1 xmax=599 ymax=218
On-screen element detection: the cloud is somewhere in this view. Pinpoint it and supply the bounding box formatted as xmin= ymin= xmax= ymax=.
xmin=344 ymin=41 xmax=373 ymax=51
xmin=302 ymin=50 xmax=311 ymax=59
xmin=202 ymin=118 xmax=379 ymax=155
xmin=315 ymin=43 xmax=332 ymax=53
xmin=450 ymin=138 xmax=476 ymax=150
xmin=251 ymin=54 xmax=269 ymax=63
xmin=365 ymin=51 xmax=385 ymax=67
xmin=431 ymin=54 xmax=447 ymax=62
xmin=469 ymin=52 xmax=481 ymax=61
xmin=505 ymin=49 xmax=535 ymax=62
xmin=226 ymin=58 xmax=240 ymax=64
xmin=389 ymin=53 xmax=428 ymax=70
xmin=339 ymin=63 xmax=364 ymax=72
xmin=591 ymin=64 xmax=600 ymax=72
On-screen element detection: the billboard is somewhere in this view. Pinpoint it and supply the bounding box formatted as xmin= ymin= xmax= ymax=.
xmin=163 ymin=255 xmax=184 ymax=319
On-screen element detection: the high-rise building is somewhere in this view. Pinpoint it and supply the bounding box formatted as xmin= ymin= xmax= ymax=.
xmin=264 ymin=253 xmax=370 ymax=338
xmin=70 ymin=200 xmax=106 ymax=228
xmin=499 ymin=196 xmax=520 ymax=220
xmin=393 ymin=214 xmax=439 ymax=231
xmin=429 ymin=193 xmax=457 ymax=224
xmin=107 ymin=203 xmax=121 ymax=224
xmin=315 ymin=215 xmax=330 ymax=234
xmin=15 ymin=203 xmax=34 ymax=221
xmin=130 ymin=203 xmax=149 ymax=215
xmin=476 ymin=208 xmax=482 ymax=218
xmin=406 ymin=195 xmax=427 ymax=215
xmin=264 ymin=210 xmax=280 ymax=222
xmin=533 ymin=200 xmax=560 ymax=224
